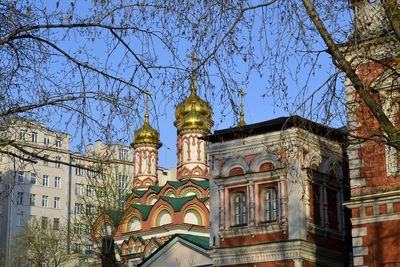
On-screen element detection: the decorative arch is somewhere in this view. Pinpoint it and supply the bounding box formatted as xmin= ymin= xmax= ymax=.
xmin=183 ymin=204 xmax=207 ymax=226
xmin=249 ymin=151 xmax=281 ymax=172
xmin=143 ymin=177 xmax=155 ymax=187
xmin=146 ymin=194 xmax=158 ymax=205
xmin=151 ymin=206 xmax=174 ymax=227
xmin=304 ymin=151 xmax=323 ymax=170
xmin=180 ymin=186 xmax=201 ymax=198
xmin=221 ymin=157 xmax=249 ymax=177
xmin=320 ymin=156 xmax=343 ymax=180
xmin=126 ymin=216 xmax=142 ymax=232
xmin=164 ymin=188 xmax=176 ymax=198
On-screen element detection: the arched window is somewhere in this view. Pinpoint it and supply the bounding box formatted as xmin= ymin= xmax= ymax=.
xmin=229 ymin=167 xmax=244 ymax=176
xmin=156 ymin=210 xmax=172 ymax=226
xmin=231 ymin=192 xmax=246 ymax=226
xmin=147 ymin=194 xmax=157 ymax=205
xmin=261 ymin=188 xmax=278 ymax=222
xmin=127 ymin=217 xmax=142 ymax=232
xmin=184 ymin=210 xmax=202 ymax=225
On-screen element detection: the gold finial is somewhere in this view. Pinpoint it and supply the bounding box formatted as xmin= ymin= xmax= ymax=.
xmin=144 ymin=92 xmax=150 ymax=125
xmin=238 ymin=89 xmax=246 ymax=127
xmin=188 ymin=51 xmax=199 ymax=94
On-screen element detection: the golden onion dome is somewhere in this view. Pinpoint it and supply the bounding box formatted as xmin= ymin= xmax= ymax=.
xmin=175 ymin=83 xmax=213 ymax=132
xmin=179 ymin=103 xmax=209 ymax=132
xmin=133 ymin=95 xmax=160 ymax=146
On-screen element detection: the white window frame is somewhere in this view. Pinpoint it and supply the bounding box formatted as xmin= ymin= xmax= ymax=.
xmin=55 ymin=176 xmax=61 ymax=188
xmin=87 ymin=185 xmax=95 ymax=197
xmin=42 ymin=195 xmax=48 ymax=207
xmin=54 ymin=197 xmax=60 ymax=209
xmin=17 ymin=192 xmax=23 ymax=205
xmin=75 ymin=183 xmax=84 ymax=196
xmin=55 ymin=136 xmax=62 ymax=148
xmin=261 ymin=187 xmax=278 ymax=222
xmin=29 ymin=194 xmax=36 ymax=206
xmin=55 ymin=156 xmax=61 ymax=168
xmin=17 ymin=171 xmax=24 ymax=183
xmin=19 ymin=130 xmax=26 ymax=141
xmin=75 ymin=166 xmax=84 ymax=176
xmin=31 ymin=132 xmax=38 ymax=143
xmin=43 ymin=175 xmax=49 ymax=187
xmin=119 ymin=149 xmax=128 ymax=160
xmin=231 ymin=191 xmax=247 ymax=226
xmin=43 ymin=135 xmax=50 ymax=146
xmin=75 ymin=203 xmax=83 ymax=214
xmin=16 ymin=212 xmax=23 ymax=226
xmin=31 ymin=173 xmax=36 ymax=184
xmin=53 ymin=218 xmax=60 ymax=230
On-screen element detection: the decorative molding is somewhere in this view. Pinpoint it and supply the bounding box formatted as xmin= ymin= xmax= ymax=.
xmin=211 ymin=240 xmax=344 ymax=266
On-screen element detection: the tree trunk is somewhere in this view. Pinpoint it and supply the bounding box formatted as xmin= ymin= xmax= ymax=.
xmin=101 ymin=237 xmax=118 ymax=267
xmin=302 ymin=0 xmax=400 ymax=148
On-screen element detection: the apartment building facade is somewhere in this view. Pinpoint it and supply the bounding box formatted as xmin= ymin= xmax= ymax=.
xmin=0 ymin=119 xmax=135 ymax=266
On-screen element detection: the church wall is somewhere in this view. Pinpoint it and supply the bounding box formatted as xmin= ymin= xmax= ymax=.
xmin=208 ymin=126 xmax=349 ymax=266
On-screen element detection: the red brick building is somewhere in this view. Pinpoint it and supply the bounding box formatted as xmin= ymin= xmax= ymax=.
xmin=344 ymin=1 xmax=400 ymax=266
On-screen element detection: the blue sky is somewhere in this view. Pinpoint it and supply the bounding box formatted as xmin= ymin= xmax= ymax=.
xmin=36 ymin=1 xmax=348 ymax=168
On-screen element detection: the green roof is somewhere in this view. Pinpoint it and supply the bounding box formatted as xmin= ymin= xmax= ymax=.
xmin=132 ymin=204 xmax=153 ymax=221
xmin=176 ymin=234 xmax=209 ymax=250
xmin=190 ymin=179 xmax=209 ymax=189
xmin=138 ymin=234 xmax=209 ymax=266
xmin=199 ymin=197 xmax=209 ymax=203
xmin=104 ymin=209 xmax=125 ymax=225
xmin=149 ymin=185 xmax=163 ymax=193
xmin=167 ymin=180 xmax=189 ymax=188
xmin=161 ymin=195 xmax=196 ymax=212
xmin=133 ymin=189 xmax=147 ymax=197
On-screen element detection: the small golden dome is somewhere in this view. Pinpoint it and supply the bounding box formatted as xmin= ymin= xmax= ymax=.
xmin=133 ymin=95 xmax=160 ymax=146
xmin=180 ymin=104 xmax=208 ymax=132
xmin=175 ymin=83 xmax=213 ymax=132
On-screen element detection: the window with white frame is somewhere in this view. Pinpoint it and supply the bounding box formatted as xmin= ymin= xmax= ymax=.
xmin=75 ymin=203 xmax=83 ymax=214
xmin=75 ymin=165 xmax=84 ymax=176
xmin=55 ymin=156 xmax=61 ymax=168
xmin=55 ymin=136 xmax=62 ymax=147
xmin=87 ymin=167 xmax=98 ymax=178
xmin=41 ymin=216 xmax=48 ymax=229
xmin=43 ymin=135 xmax=50 ymax=146
xmin=54 ymin=197 xmax=60 ymax=209
xmin=85 ymin=245 xmax=93 ymax=256
xmin=31 ymin=173 xmax=36 ymax=184
xmin=17 ymin=192 xmax=23 ymax=205
xmin=231 ymin=191 xmax=247 ymax=226
xmin=17 ymin=171 xmax=24 ymax=183
xmin=75 ymin=183 xmax=84 ymax=196
xmin=86 ymin=205 xmax=94 ymax=215
xmin=43 ymin=175 xmax=49 ymax=187
xmin=29 ymin=194 xmax=35 ymax=206
xmin=54 ymin=176 xmax=61 ymax=188
xmin=261 ymin=188 xmax=278 ymax=222
xmin=53 ymin=218 xmax=60 ymax=230
xmin=42 ymin=195 xmax=48 ymax=207
xmin=87 ymin=185 xmax=95 ymax=197
xmin=19 ymin=130 xmax=26 ymax=140
xmin=119 ymin=149 xmax=128 ymax=160
xmin=16 ymin=212 xmax=23 ymax=226
xmin=31 ymin=132 xmax=38 ymax=143
xmin=74 ymin=223 xmax=84 ymax=234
